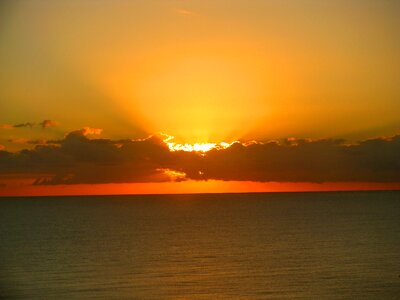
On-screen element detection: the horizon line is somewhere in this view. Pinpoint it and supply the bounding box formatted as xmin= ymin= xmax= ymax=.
xmin=1 ymin=188 xmax=400 ymax=199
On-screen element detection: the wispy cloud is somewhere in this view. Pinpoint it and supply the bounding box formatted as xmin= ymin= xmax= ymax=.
xmin=12 ymin=122 xmax=34 ymax=128
xmin=39 ymin=120 xmax=59 ymax=129
xmin=5 ymin=138 xmax=51 ymax=146
xmin=0 ymin=120 xmax=59 ymax=129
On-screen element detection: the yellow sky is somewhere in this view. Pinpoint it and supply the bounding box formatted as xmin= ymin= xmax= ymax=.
xmin=1 ymin=0 xmax=400 ymax=146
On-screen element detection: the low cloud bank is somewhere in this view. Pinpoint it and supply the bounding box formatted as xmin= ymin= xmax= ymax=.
xmin=0 ymin=130 xmax=399 ymax=185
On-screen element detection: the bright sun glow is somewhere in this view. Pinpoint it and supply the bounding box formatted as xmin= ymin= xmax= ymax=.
xmin=162 ymin=135 xmax=233 ymax=152
xmin=167 ymin=142 xmax=233 ymax=152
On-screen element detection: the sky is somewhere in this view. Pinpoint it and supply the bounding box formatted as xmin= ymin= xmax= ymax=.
xmin=1 ymin=0 xmax=400 ymax=196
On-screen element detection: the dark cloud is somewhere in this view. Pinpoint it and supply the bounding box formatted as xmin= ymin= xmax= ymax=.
xmin=0 ymin=130 xmax=399 ymax=185
xmin=181 ymin=137 xmax=400 ymax=183
xmin=39 ymin=120 xmax=59 ymax=128
xmin=0 ymin=120 xmax=59 ymax=129
xmin=13 ymin=122 xmax=34 ymax=128
xmin=0 ymin=132 xmax=173 ymax=185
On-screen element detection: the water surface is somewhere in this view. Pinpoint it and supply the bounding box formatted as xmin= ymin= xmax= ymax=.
xmin=1 ymin=191 xmax=399 ymax=299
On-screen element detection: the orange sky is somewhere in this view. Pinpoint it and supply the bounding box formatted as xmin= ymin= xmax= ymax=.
xmin=0 ymin=1 xmax=399 ymax=196
xmin=1 ymin=1 xmax=400 ymax=146
xmin=1 ymin=180 xmax=400 ymax=198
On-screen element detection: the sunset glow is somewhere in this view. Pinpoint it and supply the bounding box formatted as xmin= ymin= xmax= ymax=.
xmin=167 ymin=141 xmax=233 ymax=153
xmin=2 ymin=3 xmax=400 ymax=299
xmin=0 ymin=1 xmax=399 ymax=196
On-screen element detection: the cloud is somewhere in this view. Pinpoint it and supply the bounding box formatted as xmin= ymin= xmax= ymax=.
xmin=13 ymin=122 xmax=34 ymax=128
xmin=39 ymin=119 xmax=59 ymax=128
xmin=0 ymin=131 xmax=172 ymax=185
xmin=6 ymin=138 xmax=49 ymax=145
xmin=0 ymin=120 xmax=59 ymax=129
xmin=180 ymin=137 xmax=400 ymax=183
xmin=69 ymin=127 xmax=103 ymax=137
xmin=0 ymin=130 xmax=399 ymax=185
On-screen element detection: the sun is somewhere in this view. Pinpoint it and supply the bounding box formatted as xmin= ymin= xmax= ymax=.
xmin=167 ymin=142 xmax=233 ymax=152
xmin=162 ymin=135 xmax=233 ymax=152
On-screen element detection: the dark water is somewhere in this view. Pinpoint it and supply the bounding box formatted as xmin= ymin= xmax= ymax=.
xmin=0 ymin=191 xmax=399 ymax=299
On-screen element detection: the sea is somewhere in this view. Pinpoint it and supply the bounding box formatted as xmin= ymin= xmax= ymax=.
xmin=0 ymin=191 xmax=399 ymax=299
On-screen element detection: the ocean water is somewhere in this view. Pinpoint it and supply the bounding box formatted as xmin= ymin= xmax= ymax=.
xmin=0 ymin=191 xmax=399 ymax=299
